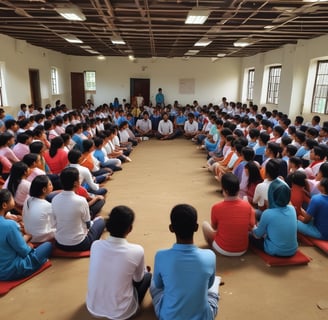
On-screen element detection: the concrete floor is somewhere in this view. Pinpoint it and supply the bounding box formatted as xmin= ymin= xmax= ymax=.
xmin=1 ymin=139 xmax=328 ymax=319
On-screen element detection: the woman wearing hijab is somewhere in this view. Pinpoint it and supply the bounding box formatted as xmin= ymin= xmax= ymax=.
xmin=251 ymin=178 xmax=298 ymax=257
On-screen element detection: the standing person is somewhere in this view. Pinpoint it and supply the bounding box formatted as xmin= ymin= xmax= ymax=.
xmin=52 ymin=167 xmax=105 ymax=251
xmin=250 ymin=178 xmax=298 ymax=257
xmin=155 ymin=88 xmax=165 ymax=108
xmin=86 ymin=206 xmax=152 ymax=319
xmin=150 ymin=204 xmax=220 ymax=320
xmin=203 ymin=173 xmax=255 ymax=256
xmin=0 ymin=189 xmax=52 ymax=280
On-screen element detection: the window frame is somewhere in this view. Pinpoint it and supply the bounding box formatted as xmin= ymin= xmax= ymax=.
xmin=50 ymin=67 xmax=59 ymax=95
xmin=247 ymin=68 xmax=255 ymax=101
xmin=266 ymin=66 xmax=281 ymax=105
xmin=84 ymin=70 xmax=96 ymax=92
xmin=311 ymin=60 xmax=328 ymax=114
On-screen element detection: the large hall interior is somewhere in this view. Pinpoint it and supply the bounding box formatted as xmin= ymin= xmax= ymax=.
xmin=0 ymin=1 xmax=328 ymax=320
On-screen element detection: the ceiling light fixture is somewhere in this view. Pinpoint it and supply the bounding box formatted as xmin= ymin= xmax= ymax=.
xmin=264 ymin=25 xmax=274 ymax=29
xmin=217 ymin=53 xmax=226 ymax=57
xmin=55 ymin=4 xmax=86 ymax=21
xmin=97 ymin=55 xmax=106 ymax=60
xmin=185 ymin=8 xmax=211 ymax=24
xmin=128 ymin=55 xmax=135 ymax=61
xmin=111 ymin=36 xmax=126 ymax=45
xmin=233 ymin=38 xmax=252 ymax=47
xmin=86 ymin=49 xmax=100 ymax=54
xmin=61 ymin=34 xmax=83 ymax=44
xmin=194 ymin=38 xmax=213 ymax=47
xmin=185 ymin=50 xmax=200 ymax=56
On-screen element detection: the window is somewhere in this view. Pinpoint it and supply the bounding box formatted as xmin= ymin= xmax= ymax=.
xmin=311 ymin=60 xmax=328 ymax=114
xmin=0 ymin=62 xmax=5 ymax=107
xmin=51 ymin=67 xmax=59 ymax=95
xmin=0 ymin=68 xmax=3 ymax=106
xmin=84 ymin=71 xmax=96 ymax=91
xmin=266 ymin=66 xmax=281 ymax=104
xmin=247 ymin=69 xmax=255 ymax=101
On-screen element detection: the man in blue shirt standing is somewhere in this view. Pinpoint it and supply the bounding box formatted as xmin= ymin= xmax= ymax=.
xmin=155 ymin=88 xmax=165 ymax=108
xmin=150 ymin=204 xmax=220 ymax=320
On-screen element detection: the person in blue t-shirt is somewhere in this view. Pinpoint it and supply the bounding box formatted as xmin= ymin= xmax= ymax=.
xmin=251 ymin=178 xmax=298 ymax=257
xmin=297 ymin=177 xmax=328 ymax=240
xmin=150 ymin=204 xmax=220 ymax=320
xmin=155 ymin=88 xmax=164 ymax=108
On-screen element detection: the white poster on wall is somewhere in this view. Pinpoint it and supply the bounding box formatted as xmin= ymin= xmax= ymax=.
xmin=179 ymin=78 xmax=195 ymax=94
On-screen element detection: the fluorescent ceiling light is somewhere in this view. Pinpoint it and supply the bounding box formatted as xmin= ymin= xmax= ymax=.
xmin=97 ymin=55 xmax=106 ymax=60
xmin=80 ymin=45 xmax=92 ymax=49
xmin=185 ymin=50 xmax=200 ymax=56
xmin=233 ymin=38 xmax=252 ymax=47
xmin=194 ymin=38 xmax=213 ymax=47
xmin=86 ymin=49 xmax=100 ymax=54
xmin=217 ymin=53 xmax=226 ymax=58
xmin=264 ymin=25 xmax=274 ymax=29
xmin=185 ymin=8 xmax=210 ymax=24
xmin=61 ymin=34 xmax=83 ymax=44
xmin=111 ymin=36 xmax=126 ymax=45
xmin=55 ymin=4 xmax=86 ymax=21
xmin=128 ymin=55 xmax=135 ymax=60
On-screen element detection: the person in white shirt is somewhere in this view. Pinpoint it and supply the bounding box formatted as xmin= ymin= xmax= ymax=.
xmin=156 ymin=112 xmax=178 ymax=140
xmin=23 ymin=175 xmax=55 ymax=243
xmin=67 ymin=149 xmax=107 ymax=196
xmin=135 ymin=111 xmax=153 ymax=138
xmin=184 ymin=113 xmax=199 ymax=139
xmin=52 ymin=167 xmax=105 ymax=251
xmin=86 ymin=205 xmax=151 ymax=320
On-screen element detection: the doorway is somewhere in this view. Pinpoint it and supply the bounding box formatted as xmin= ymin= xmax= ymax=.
xmin=29 ymin=69 xmax=41 ymax=108
xmin=130 ymin=78 xmax=150 ymax=106
xmin=71 ymin=72 xmax=85 ymax=109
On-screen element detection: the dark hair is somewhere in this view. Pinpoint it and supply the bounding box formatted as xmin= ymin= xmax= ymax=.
xmin=82 ymin=139 xmax=94 ymax=153
xmin=281 ymin=136 xmax=292 ymax=147
xmin=5 ymin=119 xmax=17 ymax=130
xmin=286 ymin=144 xmax=298 ymax=157
xmin=288 ymin=156 xmax=302 ymax=168
xmin=295 ymin=116 xmax=304 ymax=124
xmin=241 ymin=147 xmax=255 ymax=161
xmin=305 ymin=138 xmax=318 ymax=150
xmin=273 ymin=125 xmax=284 ymax=137
xmin=295 ymin=130 xmax=306 ymax=143
xmin=319 ymin=177 xmax=328 ymax=194
xmin=0 ymin=132 xmax=14 ymax=147
xmin=16 ymin=133 xmax=30 ymax=144
xmin=245 ymin=161 xmax=263 ymax=187
xmin=249 ymin=128 xmax=260 ymax=139
xmin=94 ymin=137 xmax=103 ymax=148
xmin=0 ymin=189 xmax=13 ymax=209
xmin=267 ymin=142 xmax=282 ymax=158
xmin=290 ymin=171 xmax=307 ymax=187
xmin=170 ymin=204 xmax=198 ymax=240
xmin=7 ymin=162 xmax=28 ymax=196
xmin=312 ymin=115 xmax=321 ymax=124
xmin=221 ymin=173 xmax=239 ymax=196
xmin=306 ymin=127 xmax=319 ymax=138
xmin=60 ymin=167 xmax=79 ymax=190
xmin=60 ymin=133 xmax=70 ymax=144
xmin=259 ymin=132 xmax=270 ymax=145
xmin=68 ymin=149 xmax=82 ymax=164
xmin=265 ymin=159 xmax=281 ymax=180
xmin=29 ymin=141 xmax=44 ymax=154
xmin=106 ymin=205 xmax=135 ymax=237
xmin=22 ymin=153 xmax=38 ymax=167
xmin=29 ymin=175 xmax=50 ymax=197
xmin=49 ymin=136 xmax=64 ymax=157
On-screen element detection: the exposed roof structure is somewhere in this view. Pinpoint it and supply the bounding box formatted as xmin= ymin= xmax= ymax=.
xmin=0 ymin=0 xmax=328 ymax=58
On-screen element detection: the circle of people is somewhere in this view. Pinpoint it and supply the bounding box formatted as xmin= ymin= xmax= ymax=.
xmin=0 ymin=94 xmax=327 ymax=320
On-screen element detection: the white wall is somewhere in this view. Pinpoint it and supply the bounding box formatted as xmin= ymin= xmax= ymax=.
xmin=66 ymin=56 xmax=241 ymax=107
xmin=241 ymin=34 xmax=328 ymax=122
xmin=0 ymin=34 xmax=68 ymax=115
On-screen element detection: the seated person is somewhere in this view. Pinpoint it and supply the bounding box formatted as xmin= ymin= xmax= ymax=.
xmin=86 ymin=205 xmax=152 ymax=319
xmin=0 ymin=189 xmax=52 ymax=280
xmin=156 ymin=112 xmax=178 ymax=140
xmin=135 ymin=111 xmax=153 ymax=138
xmin=23 ymin=175 xmax=55 ymax=243
xmin=44 ymin=136 xmax=68 ymax=175
xmin=203 ymin=173 xmax=255 ymax=256
xmin=297 ymin=177 xmax=328 ymax=240
xmin=93 ymin=137 xmax=122 ymax=171
xmin=150 ymin=204 xmax=220 ymax=320
xmin=52 ymin=167 xmax=105 ymax=251
xmin=250 ymin=178 xmax=298 ymax=257
xmin=184 ymin=113 xmax=198 ymax=139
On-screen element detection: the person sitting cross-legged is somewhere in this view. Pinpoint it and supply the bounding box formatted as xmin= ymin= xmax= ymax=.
xmin=86 ymin=205 xmax=152 ymax=320
xmin=150 ymin=204 xmax=221 ymax=320
xmin=52 ymin=167 xmax=105 ymax=252
xmin=203 ymin=173 xmax=255 ymax=256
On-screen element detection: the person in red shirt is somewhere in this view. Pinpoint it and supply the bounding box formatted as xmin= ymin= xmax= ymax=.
xmin=202 ymin=172 xmax=255 ymax=256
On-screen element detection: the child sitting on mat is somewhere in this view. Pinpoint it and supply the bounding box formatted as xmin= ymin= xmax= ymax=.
xmin=0 ymin=189 xmax=52 ymax=281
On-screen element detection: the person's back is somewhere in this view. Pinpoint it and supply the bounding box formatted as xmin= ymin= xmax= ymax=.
xmin=151 ymin=204 xmax=220 ymax=320
xmin=87 ymin=206 xmax=151 ymax=319
xmin=203 ymin=173 xmax=255 ymax=256
xmin=253 ymin=178 xmax=298 ymax=256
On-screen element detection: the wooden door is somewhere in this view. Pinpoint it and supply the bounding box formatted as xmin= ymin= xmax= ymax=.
xmin=71 ymin=72 xmax=85 ymax=109
xmin=29 ymin=69 xmax=41 ymax=108
xmin=130 ymin=78 xmax=150 ymax=106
